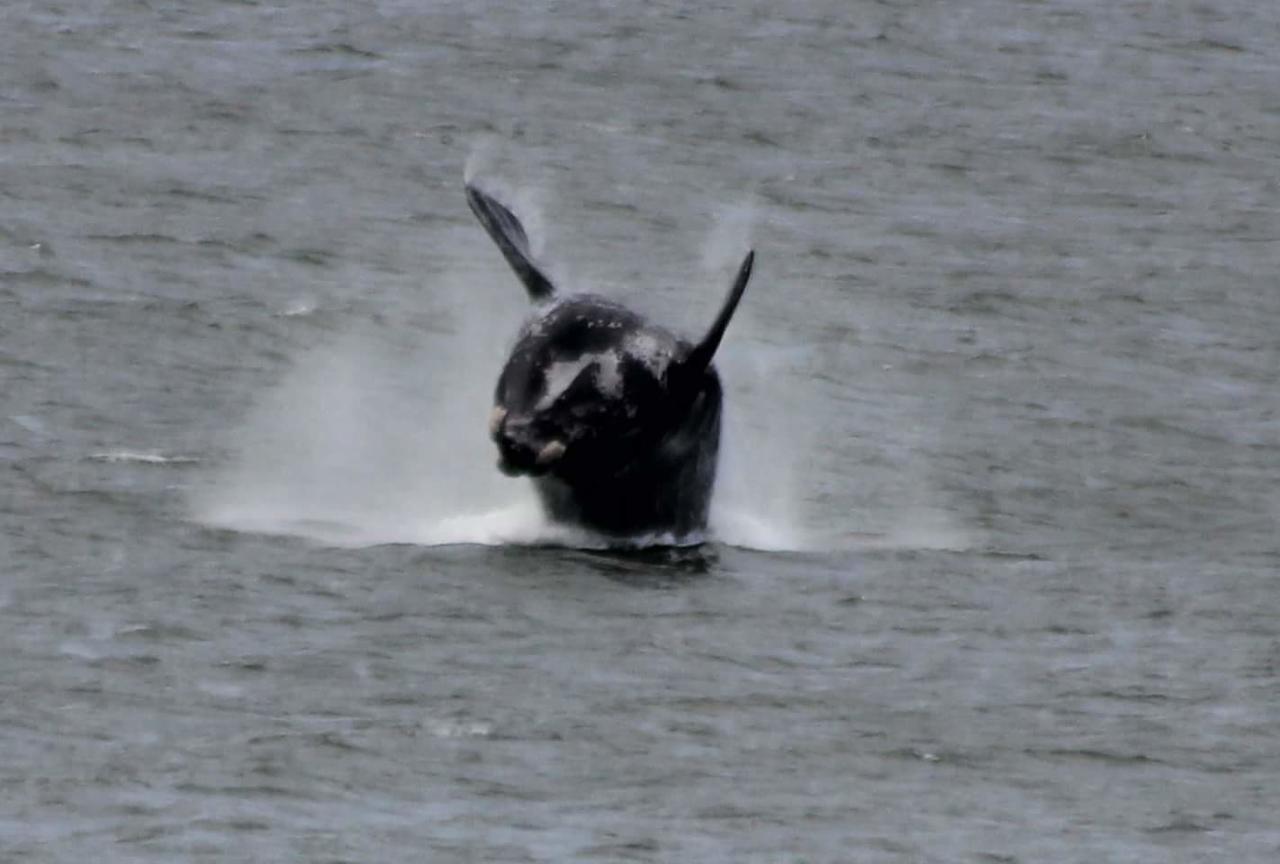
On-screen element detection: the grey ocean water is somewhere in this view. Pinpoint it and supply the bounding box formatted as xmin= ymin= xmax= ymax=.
xmin=3 ymin=1 xmax=1278 ymax=861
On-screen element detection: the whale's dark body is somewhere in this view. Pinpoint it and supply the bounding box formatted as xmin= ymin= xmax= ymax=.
xmin=466 ymin=183 xmax=753 ymax=540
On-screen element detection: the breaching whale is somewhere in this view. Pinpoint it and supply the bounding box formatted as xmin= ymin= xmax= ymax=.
xmin=466 ymin=182 xmax=754 ymax=541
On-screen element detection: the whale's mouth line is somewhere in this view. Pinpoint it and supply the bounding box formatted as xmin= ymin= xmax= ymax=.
xmin=496 ymin=444 xmax=562 ymax=478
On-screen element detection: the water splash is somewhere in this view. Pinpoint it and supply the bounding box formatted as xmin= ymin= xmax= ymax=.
xmin=192 ymin=278 xmax=812 ymax=552
xmin=191 ymin=183 xmax=844 ymax=553
xmin=190 ymin=256 xmax=545 ymax=548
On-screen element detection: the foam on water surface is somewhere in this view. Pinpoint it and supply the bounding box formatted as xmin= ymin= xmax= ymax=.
xmin=191 ymin=179 xmax=964 ymax=555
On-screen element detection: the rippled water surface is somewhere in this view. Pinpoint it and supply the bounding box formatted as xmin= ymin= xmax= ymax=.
xmin=4 ymin=1 xmax=1279 ymax=861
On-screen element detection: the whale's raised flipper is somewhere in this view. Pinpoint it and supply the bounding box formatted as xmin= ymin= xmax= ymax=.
xmin=669 ymin=250 xmax=754 ymax=400
xmin=688 ymin=250 xmax=753 ymax=373
xmin=465 ymin=184 xmax=556 ymax=301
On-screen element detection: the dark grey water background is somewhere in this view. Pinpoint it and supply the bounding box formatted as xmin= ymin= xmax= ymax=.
xmin=3 ymin=1 xmax=1278 ymax=861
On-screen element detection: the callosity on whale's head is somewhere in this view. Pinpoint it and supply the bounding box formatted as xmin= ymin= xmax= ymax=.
xmin=465 ymin=181 xmax=754 ymax=538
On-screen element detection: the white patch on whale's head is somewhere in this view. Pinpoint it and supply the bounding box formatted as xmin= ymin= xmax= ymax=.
xmin=534 ymin=349 xmax=626 ymax=411
xmin=594 ymin=349 xmax=623 ymax=397
xmin=623 ymin=331 xmax=674 ymax=378
xmin=535 ymin=353 xmax=597 ymax=411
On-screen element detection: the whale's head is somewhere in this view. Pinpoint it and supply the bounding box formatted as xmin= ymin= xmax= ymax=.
xmin=465 ymin=181 xmax=753 ymax=486
xmin=488 ymin=298 xmax=681 ymax=479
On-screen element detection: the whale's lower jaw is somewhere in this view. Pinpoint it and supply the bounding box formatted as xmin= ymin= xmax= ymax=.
xmin=530 ymin=375 xmax=723 ymax=540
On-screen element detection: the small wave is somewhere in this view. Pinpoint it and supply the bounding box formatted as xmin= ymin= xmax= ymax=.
xmin=278 ymin=301 xmax=317 ymax=317
xmin=291 ymin=42 xmax=384 ymax=60
xmin=425 ymin=719 xmax=492 ymax=739
xmin=89 ymin=451 xmax=200 ymax=465
xmin=10 ymin=414 xmax=48 ymax=435
xmin=85 ymin=232 xmax=184 ymax=245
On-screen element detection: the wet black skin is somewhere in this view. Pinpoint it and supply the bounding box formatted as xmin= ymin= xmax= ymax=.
xmin=492 ymin=297 xmax=724 ymax=537
xmin=466 ymin=182 xmax=752 ymax=540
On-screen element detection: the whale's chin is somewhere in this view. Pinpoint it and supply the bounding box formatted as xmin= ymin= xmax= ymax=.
xmin=496 ymin=455 xmax=549 ymax=478
xmin=496 ymin=436 xmax=569 ymax=478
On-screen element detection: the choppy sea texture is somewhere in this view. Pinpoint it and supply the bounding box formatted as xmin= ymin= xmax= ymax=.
xmin=3 ymin=1 xmax=1279 ymax=861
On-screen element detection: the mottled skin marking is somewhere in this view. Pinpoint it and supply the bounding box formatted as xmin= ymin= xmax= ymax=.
xmin=466 ymin=183 xmax=753 ymax=540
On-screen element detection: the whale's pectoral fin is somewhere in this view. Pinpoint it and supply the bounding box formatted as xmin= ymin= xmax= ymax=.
xmin=686 ymin=249 xmax=752 ymax=376
xmin=465 ymin=183 xmax=556 ymax=301
xmin=665 ymin=248 xmax=752 ymax=407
